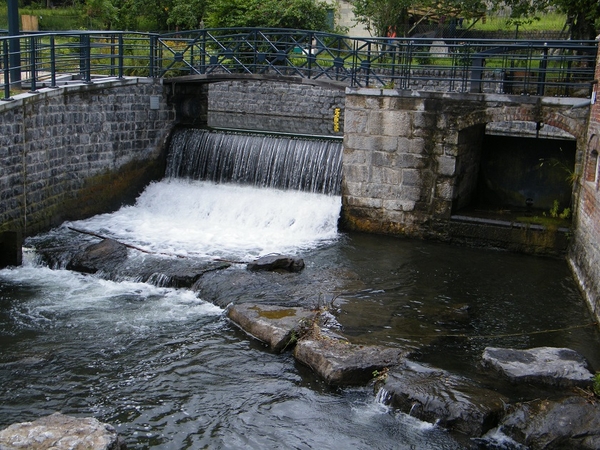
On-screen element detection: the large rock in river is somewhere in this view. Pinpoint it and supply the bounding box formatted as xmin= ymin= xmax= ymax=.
xmin=66 ymin=238 xmax=128 ymax=274
xmin=293 ymin=334 xmax=408 ymax=386
xmin=481 ymin=346 xmax=594 ymax=388
xmin=378 ymin=360 xmax=508 ymax=437
xmin=246 ymin=255 xmax=305 ymax=272
xmin=493 ymin=395 xmax=600 ymax=449
xmin=0 ymin=412 xmax=126 ymax=449
xmin=227 ymin=303 xmax=316 ymax=353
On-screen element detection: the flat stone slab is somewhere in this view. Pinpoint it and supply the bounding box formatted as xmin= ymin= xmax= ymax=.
xmin=293 ymin=335 xmax=408 ymax=386
xmin=481 ymin=346 xmax=594 ymax=388
xmin=227 ymin=303 xmax=316 ymax=353
xmin=0 ymin=412 xmax=126 ymax=450
xmin=379 ymin=360 xmax=508 ymax=437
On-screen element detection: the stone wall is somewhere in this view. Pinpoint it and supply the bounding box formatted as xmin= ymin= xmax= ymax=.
xmin=340 ymin=88 xmax=589 ymax=254
xmin=207 ymin=80 xmax=345 ymax=136
xmin=0 ymin=78 xmax=174 ymax=264
xmin=569 ymin=39 xmax=600 ymax=321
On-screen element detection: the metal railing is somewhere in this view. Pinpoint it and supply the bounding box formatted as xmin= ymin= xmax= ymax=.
xmin=1 ymin=28 xmax=598 ymax=101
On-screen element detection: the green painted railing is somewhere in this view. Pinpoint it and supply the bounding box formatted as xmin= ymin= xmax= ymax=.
xmin=1 ymin=28 xmax=597 ymax=101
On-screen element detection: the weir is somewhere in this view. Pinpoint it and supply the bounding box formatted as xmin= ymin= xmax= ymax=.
xmin=165 ymin=128 xmax=344 ymax=195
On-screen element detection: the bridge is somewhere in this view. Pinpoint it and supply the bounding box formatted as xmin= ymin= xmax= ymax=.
xmin=1 ymin=28 xmax=598 ymax=99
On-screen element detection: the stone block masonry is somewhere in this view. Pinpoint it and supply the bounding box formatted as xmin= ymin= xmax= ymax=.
xmin=341 ymin=87 xmax=589 ymax=248
xmin=0 ymin=77 xmax=175 ymax=264
xmin=208 ymin=80 xmax=345 ymax=136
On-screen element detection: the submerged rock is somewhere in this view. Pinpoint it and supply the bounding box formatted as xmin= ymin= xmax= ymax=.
xmin=378 ymin=360 xmax=508 ymax=437
xmin=495 ymin=395 xmax=600 ymax=449
xmin=481 ymin=346 xmax=594 ymax=388
xmin=0 ymin=412 xmax=126 ymax=449
xmin=66 ymin=238 xmax=128 ymax=274
xmin=227 ymin=303 xmax=316 ymax=353
xmin=293 ymin=333 xmax=408 ymax=386
xmin=247 ymin=255 xmax=305 ymax=272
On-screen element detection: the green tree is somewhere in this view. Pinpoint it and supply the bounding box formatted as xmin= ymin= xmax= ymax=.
xmin=352 ymin=0 xmax=487 ymax=37
xmin=167 ymin=0 xmax=207 ymax=30
xmin=204 ymin=0 xmax=333 ymax=31
xmin=84 ymin=0 xmax=118 ymax=29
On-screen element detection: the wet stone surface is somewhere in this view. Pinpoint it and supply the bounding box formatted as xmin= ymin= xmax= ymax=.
xmin=0 ymin=412 xmax=126 ymax=450
xmin=227 ymin=303 xmax=316 ymax=353
xmin=481 ymin=346 xmax=594 ymax=388
xmin=377 ymin=360 xmax=508 ymax=437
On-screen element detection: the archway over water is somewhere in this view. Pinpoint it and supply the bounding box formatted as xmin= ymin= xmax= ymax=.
xmin=453 ymin=121 xmax=577 ymax=224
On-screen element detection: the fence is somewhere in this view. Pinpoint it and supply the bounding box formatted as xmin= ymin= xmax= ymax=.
xmin=1 ymin=28 xmax=597 ymax=101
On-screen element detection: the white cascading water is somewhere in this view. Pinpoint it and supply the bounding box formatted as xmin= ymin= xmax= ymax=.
xmin=64 ymin=129 xmax=344 ymax=261
xmin=166 ymin=128 xmax=344 ymax=195
xmin=67 ymin=180 xmax=342 ymax=260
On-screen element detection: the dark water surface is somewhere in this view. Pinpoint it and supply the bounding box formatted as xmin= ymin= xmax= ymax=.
xmin=1 ymin=230 xmax=599 ymax=449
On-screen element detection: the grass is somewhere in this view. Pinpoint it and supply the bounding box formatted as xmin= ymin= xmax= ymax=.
xmin=468 ymin=12 xmax=568 ymax=33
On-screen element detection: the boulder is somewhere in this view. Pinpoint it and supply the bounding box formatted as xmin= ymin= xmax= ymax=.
xmin=495 ymin=395 xmax=600 ymax=449
xmin=66 ymin=238 xmax=128 ymax=274
xmin=481 ymin=346 xmax=594 ymax=388
xmin=378 ymin=360 xmax=508 ymax=437
xmin=293 ymin=333 xmax=408 ymax=386
xmin=0 ymin=412 xmax=126 ymax=450
xmin=227 ymin=303 xmax=316 ymax=353
xmin=135 ymin=259 xmax=231 ymax=288
xmin=246 ymin=255 xmax=305 ymax=272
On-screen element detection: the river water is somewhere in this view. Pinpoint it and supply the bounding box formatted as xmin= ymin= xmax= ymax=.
xmin=1 ymin=140 xmax=599 ymax=448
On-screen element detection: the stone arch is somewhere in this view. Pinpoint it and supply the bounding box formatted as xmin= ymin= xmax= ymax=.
xmin=449 ymin=102 xmax=580 ymax=215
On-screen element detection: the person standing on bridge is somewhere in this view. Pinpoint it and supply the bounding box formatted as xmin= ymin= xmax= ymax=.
xmin=386 ymin=26 xmax=397 ymax=57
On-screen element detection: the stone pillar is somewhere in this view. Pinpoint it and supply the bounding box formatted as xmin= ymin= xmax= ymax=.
xmin=340 ymin=88 xmax=452 ymax=237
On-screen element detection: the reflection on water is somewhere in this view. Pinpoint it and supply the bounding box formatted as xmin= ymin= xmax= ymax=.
xmin=326 ymin=233 xmax=600 ymax=379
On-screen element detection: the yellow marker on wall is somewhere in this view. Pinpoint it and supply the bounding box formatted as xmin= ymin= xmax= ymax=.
xmin=333 ymin=108 xmax=341 ymax=132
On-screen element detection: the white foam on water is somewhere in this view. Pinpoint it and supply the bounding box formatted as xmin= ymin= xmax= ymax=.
xmin=67 ymin=180 xmax=341 ymax=260
xmin=0 ymin=263 xmax=223 ymax=332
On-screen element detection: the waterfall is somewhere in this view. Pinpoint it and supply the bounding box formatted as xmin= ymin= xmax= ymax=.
xmin=165 ymin=128 xmax=344 ymax=195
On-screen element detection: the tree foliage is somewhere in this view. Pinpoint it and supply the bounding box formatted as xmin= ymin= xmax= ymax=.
xmin=203 ymin=0 xmax=333 ymax=31
xmin=502 ymin=0 xmax=600 ymax=39
xmin=352 ymin=0 xmax=487 ymax=37
xmin=352 ymin=0 xmax=599 ymax=39
xmin=81 ymin=0 xmax=332 ymax=31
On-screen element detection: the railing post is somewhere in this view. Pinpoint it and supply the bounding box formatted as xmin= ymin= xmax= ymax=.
xmin=364 ymin=41 xmax=371 ymax=88
xmin=307 ymin=32 xmax=314 ymax=79
xmin=149 ymin=34 xmax=156 ymax=78
xmin=28 ymin=35 xmax=38 ymax=93
xmin=536 ymin=44 xmax=548 ymax=96
xmin=49 ymin=35 xmax=58 ymax=88
xmin=118 ymin=34 xmax=124 ymax=79
xmin=7 ymin=0 xmax=21 ymax=88
xmin=80 ymin=33 xmax=92 ymax=83
xmin=110 ymin=35 xmax=116 ymax=77
xmin=200 ymin=30 xmax=206 ymax=74
xmin=2 ymin=39 xmax=12 ymax=100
